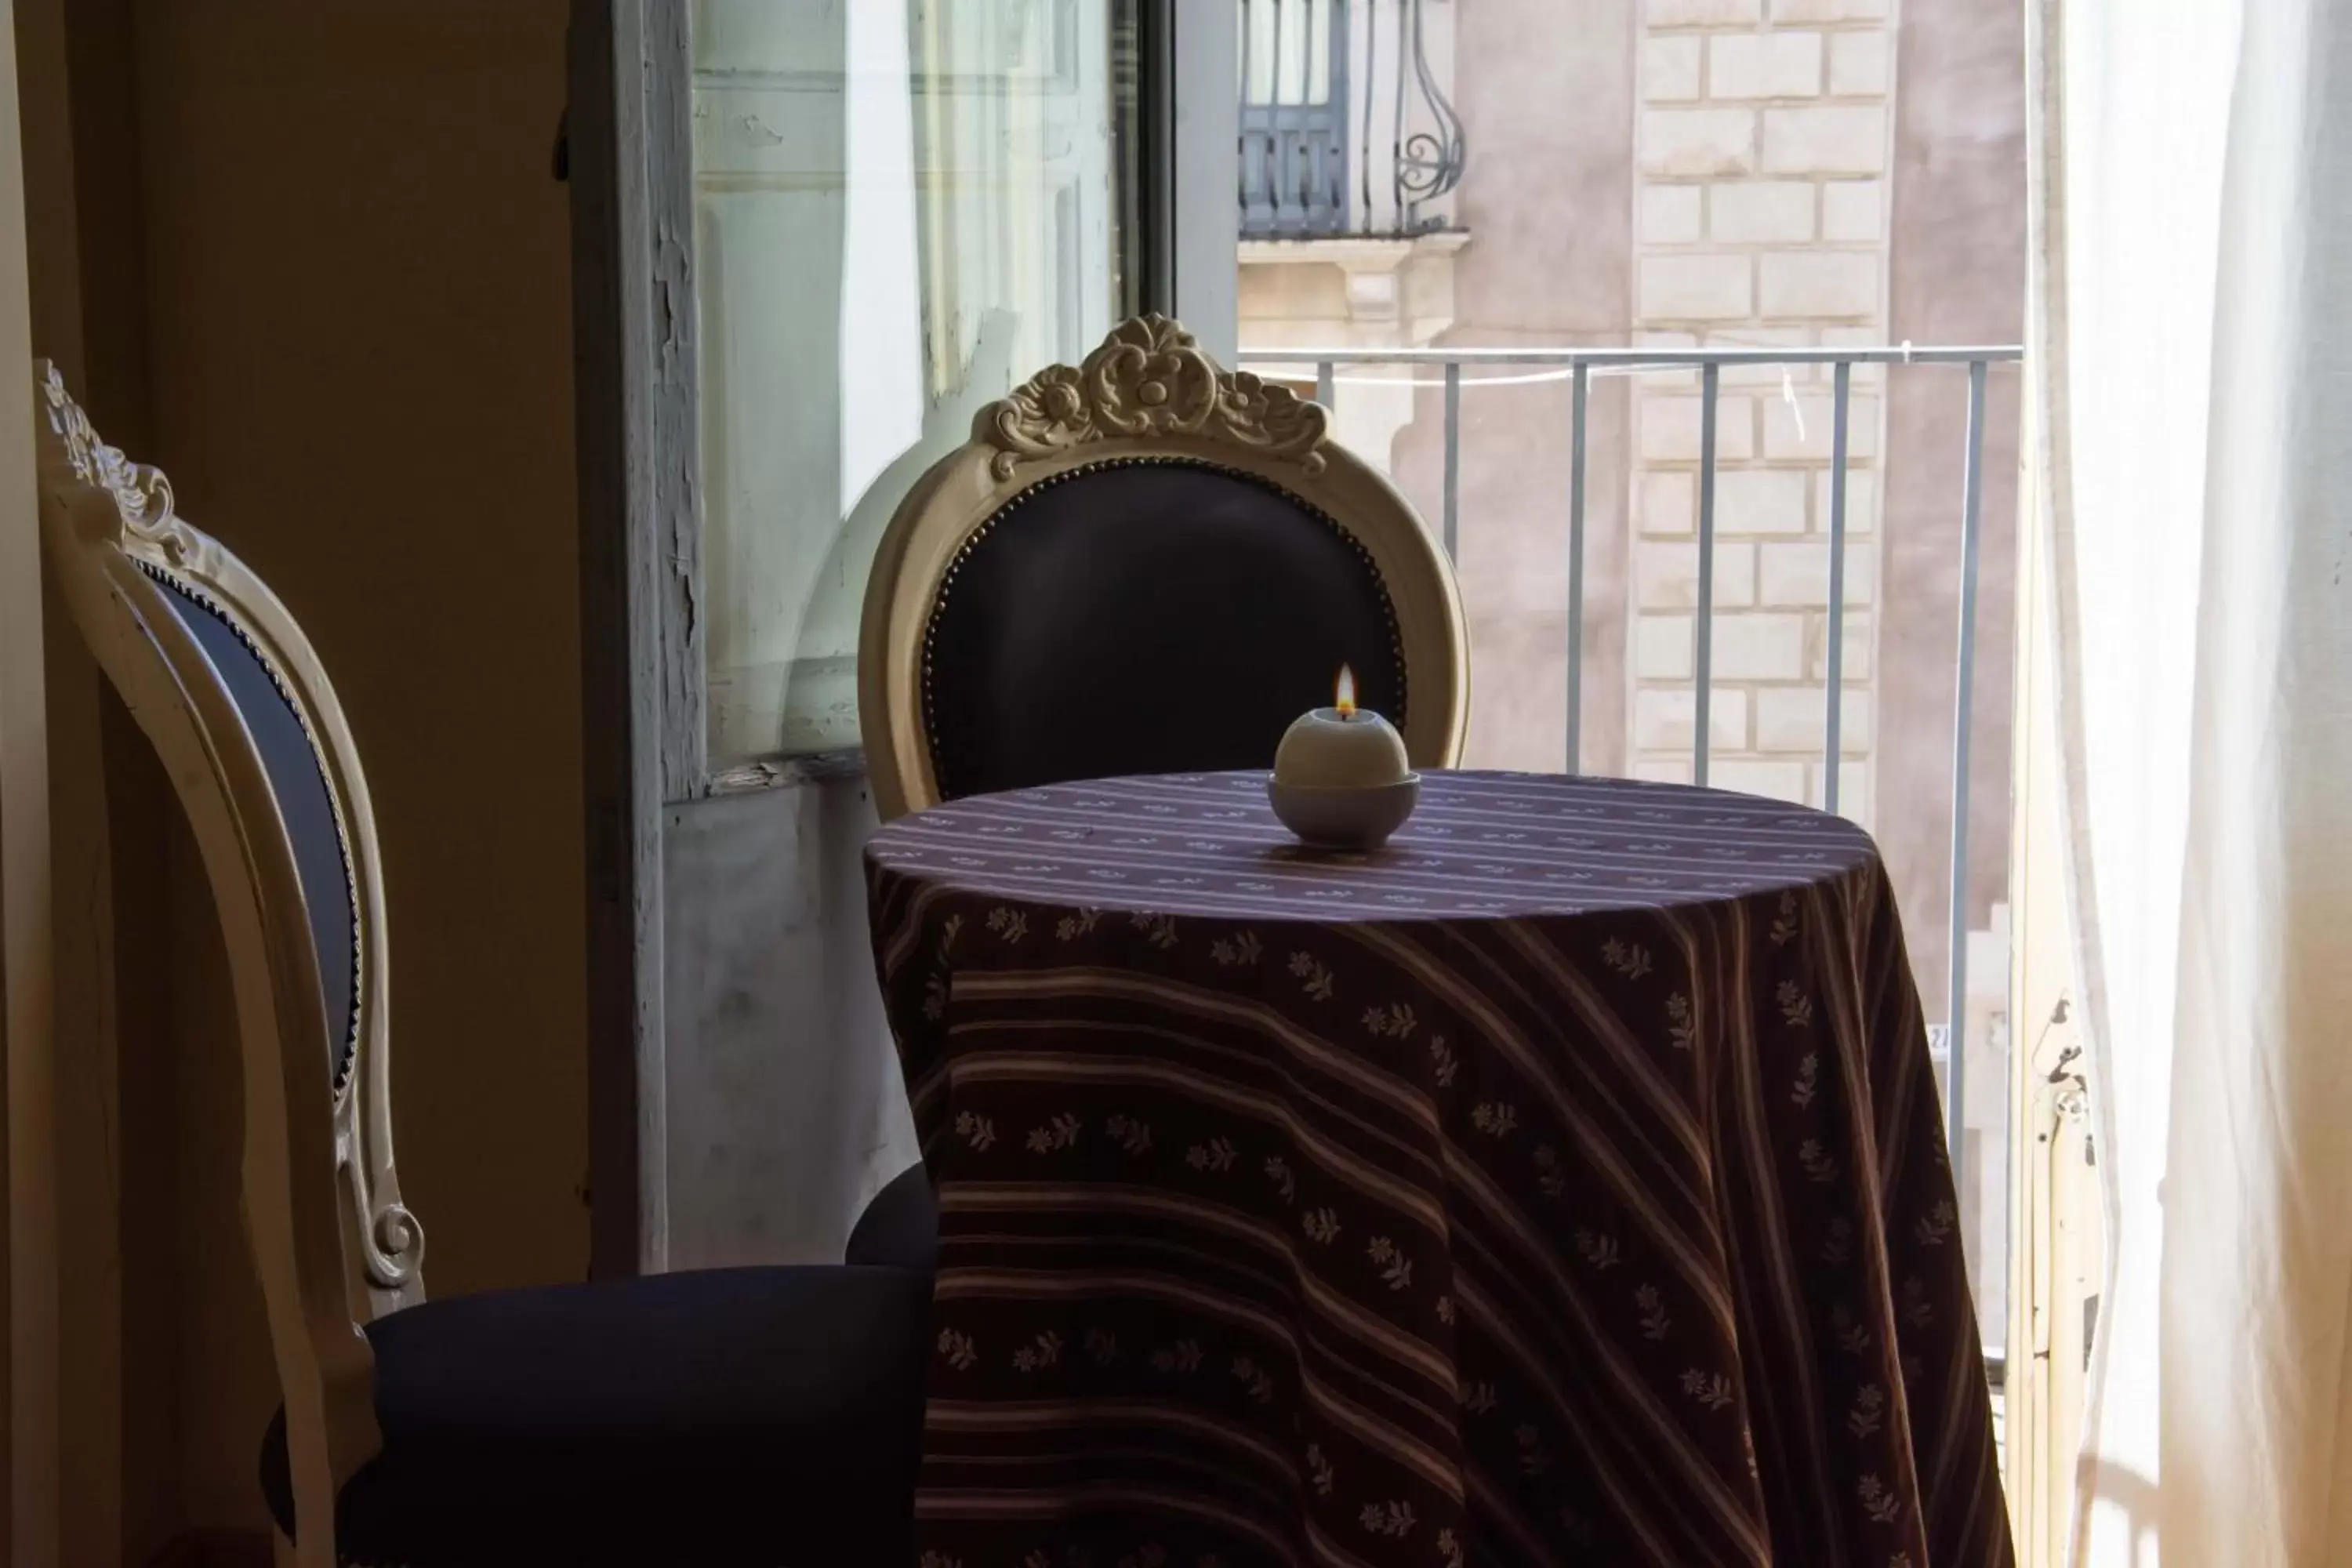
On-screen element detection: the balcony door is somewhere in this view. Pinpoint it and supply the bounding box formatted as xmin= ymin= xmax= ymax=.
xmin=567 ymin=0 xmax=1234 ymax=1277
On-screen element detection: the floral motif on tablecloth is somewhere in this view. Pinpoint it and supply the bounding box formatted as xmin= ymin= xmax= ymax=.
xmin=1428 ymin=1036 xmax=1459 ymax=1087
xmin=1208 ymin=929 xmax=1263 ymax=966
xmin=1914 ymin=1199 xmax=1958 ymax=1247
xmin=1230 ymin=1356 xmax=1276 ymax=1404
xmin=1798 ymin=1139 xmax=1839 ymax=1182
xmin=1792 ymin=1051 xmax=1821 ymax=1107
xmin=1365 ymin=1236 xmax=1414 ymax=1292
xmin=1129 ymin=910 xmax=1179 ymax=948
xmin=1184 ymin=1136 xmax=1237 ymax=1173
xmin=1011 ymin=1331 xmax=1064 ymax=1372
xmin=1287 ymin=951 xmax=1337 ymax=1000
xmin=1601 ymin=938 xmax=1654 ymax=979
xmin=1262 ymin=1155 xmax=1297 ymax=1203
xmin=1666 ymin=992 xmax=1697 ymax=1051
xmin=1025 ymin=1113 xmax=1081 ymax=1153
xmin=1680 ymin=1369 xmax=1737 ymax=1411
xmin=1470 ymin=1101 xmax=1517 ymax=1138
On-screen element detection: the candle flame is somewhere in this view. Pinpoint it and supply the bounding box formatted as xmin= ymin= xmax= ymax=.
xmin=1335 ymin=664 xmax=1358 ymax=718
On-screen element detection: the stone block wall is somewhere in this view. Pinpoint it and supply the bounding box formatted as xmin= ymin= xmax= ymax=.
xmin=1631 ymin=0 xmax=1894 ymax=822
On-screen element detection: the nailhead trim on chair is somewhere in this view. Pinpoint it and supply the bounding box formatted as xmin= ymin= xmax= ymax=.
xmin=139 ymin=560 xmax=367 ymax=1094
xmin=919 ymin=454 xmax=1410 ymax=801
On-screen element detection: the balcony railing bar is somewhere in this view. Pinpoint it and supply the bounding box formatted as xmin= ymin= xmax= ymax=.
xmin=1694 ymin=362 xmax=1722 ymax=789
xmin=1246 ymin=344 xmax=2024 ymax=366
xmin=1947 ymin=358 xmax=1992 ymax=1167
xmin=1442 ymin=360 xmax=1461 ymax=561
xmin=1240 ymin=343 xmax=2024 ymax=1190
xmin=1825 ymin=361 xmax=1854 ymax=816
xmin=1566 ymin=362 xmax=1591 ymax=771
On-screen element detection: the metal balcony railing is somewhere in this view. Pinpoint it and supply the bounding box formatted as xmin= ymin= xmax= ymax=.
xmin=1238 ymin=0 xmax=1465 ymax=240
xmin=1238 ymin=343 xmax=2026 ymax=1190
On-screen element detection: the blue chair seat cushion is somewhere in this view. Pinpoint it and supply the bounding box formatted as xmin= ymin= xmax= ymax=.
xmin=258 ymin=1264 xmax=930 ymax=1566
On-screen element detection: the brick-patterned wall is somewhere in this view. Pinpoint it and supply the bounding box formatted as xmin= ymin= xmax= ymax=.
xmin=1631 ymin=0 xmax=1893 ymax=822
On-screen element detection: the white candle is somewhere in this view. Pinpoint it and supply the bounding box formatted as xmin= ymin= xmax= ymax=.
xmin=1273 ymin=666 xmax=1410 ymax=788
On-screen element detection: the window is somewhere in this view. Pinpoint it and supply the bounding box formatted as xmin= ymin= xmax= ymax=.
xmin=692 ymin=0 xmax=1147 ymax=764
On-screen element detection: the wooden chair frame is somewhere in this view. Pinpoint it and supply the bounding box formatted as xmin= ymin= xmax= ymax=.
xmin=858 ymin=313 xmax=1471 ymax=821
xmin=32 ymin=365 xmax=422 ymax=1568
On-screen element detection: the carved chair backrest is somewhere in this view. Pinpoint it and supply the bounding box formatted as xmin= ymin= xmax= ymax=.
xmin=31 ymin=365 xmax=423 ymax=1538
xmin=859 ymin=314 xmax=1470 ymax=820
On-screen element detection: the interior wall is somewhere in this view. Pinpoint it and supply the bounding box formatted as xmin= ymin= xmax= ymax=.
xmin=20 ymin=0 xmax=589 ymax=1551
xmin=127 ymin=0 xmax=588 ymax=1303
xmin=0 ymin=0 xmax=50 ymax=1554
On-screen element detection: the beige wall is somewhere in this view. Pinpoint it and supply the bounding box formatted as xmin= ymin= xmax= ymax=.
xmin=129 ymin=0 xmax=588 ymax=1295
xmin=1394 ymin=0 xmax=1639 ymax=776
xmin=24 ymin=1 xmax=586 ymax=1552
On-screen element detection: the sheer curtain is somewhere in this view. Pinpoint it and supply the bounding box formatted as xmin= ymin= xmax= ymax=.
xmin=2030 ymin=0 xmax=2352 ymax=1562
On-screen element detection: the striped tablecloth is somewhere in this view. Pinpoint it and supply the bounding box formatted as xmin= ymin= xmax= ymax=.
xmin=866 ymin=770 xmax=2010 ymax=1568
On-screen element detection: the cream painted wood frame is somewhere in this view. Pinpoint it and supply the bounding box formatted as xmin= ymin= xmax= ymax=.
xmin=0 ymin=7 xmax=52 ymax=1553
xmin=32 ymin=366 xmax=424 ymax=1568
xmin=859 ymin=313 xmax=1471 ymax=822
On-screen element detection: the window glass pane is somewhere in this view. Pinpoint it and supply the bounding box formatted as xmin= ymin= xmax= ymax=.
xmin=694 ymin=0 xmax=1142 ymax=763
xmin=1275 ymin=0 xmax=1310 ymax=106
xmin=1306 ymin=0 xmax=1331 ymax=107
xmin=1242 ymin=0 xmax=1276 ymax=107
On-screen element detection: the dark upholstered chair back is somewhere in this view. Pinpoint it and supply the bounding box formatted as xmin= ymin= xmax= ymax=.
xmin=923 ymin=459 xmax=1406 ymax=800
xmin=862 ymin=316 xmax=1469 ymax=818
xmin=34 ymin=365 xmax=421 ymax=1534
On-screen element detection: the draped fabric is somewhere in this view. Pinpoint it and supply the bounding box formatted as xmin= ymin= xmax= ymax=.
xmin=2030 ymin=2 xmax=2352 ymax=1561
xmin=869 ymin=771 xmax=2011 ymax=1566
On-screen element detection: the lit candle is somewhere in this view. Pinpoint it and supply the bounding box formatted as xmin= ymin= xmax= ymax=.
xmin=1273 ymin=666 xmax=1411 ymax=788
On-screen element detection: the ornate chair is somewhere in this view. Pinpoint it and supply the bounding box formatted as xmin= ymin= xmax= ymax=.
xmin=33 ymin=366 xmax=929 ymax=1567
xmin=857 ymin=313 xmax=1470 ymax=822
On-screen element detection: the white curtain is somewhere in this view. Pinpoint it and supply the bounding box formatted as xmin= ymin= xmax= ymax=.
xmin=2032 ymin=0 xmax=2352 ymax=1563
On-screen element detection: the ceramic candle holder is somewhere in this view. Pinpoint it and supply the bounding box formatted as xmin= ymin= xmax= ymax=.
xmin=1269 ymin=701 xmax=1419 ymax=850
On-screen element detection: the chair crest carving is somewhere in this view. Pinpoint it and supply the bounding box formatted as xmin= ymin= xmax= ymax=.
xmin=976 ymin=313 xmax=1329 ymax=481
xmin=38 ymin=362 xmax=211 ymax=572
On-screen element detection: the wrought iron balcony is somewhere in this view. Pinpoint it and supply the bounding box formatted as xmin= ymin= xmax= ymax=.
xmin=1238 ymin=0 xmax=1465 ymax=241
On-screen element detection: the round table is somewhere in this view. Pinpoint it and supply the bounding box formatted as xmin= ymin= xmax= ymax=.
xmin=866 ymin=770 xmax=2009 ymax=1568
